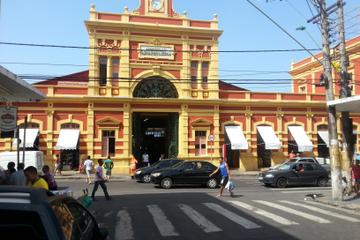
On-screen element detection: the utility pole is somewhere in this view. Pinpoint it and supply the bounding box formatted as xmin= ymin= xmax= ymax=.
xmin=336 ymin=0 xmax=353 ymax=192
xmin=317 ymin=0 xmax=343 ymax=201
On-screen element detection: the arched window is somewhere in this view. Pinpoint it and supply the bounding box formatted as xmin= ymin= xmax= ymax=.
xmin=61 ymin=123 xmax=80 ymax=129
xmin=133 ymin=76 xmax=178 ymax=98
xmin=19 ymin=122 xmax=40 ymax=129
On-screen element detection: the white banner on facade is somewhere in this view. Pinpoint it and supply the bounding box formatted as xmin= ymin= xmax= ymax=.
xmin=0 ymin=106 xmax=17 ymax=132
xmin=138 ymin=44 xmax=174 ymax=60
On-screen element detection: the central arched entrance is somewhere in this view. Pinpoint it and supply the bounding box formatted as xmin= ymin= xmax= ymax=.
xmin=132 ymin=76 xmax=179 ymax=166
xmin=133 ymin=76 xmax=178 ymax=98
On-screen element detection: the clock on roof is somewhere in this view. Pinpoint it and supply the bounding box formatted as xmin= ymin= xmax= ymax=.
xmin=151 ymin=0 xmax=163 ymax=11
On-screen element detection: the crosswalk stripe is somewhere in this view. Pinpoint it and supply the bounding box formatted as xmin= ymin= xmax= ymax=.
xmin=204 ymin=203 xmax=261 ymax=229
xmin=147 ymin=205 xmax=179 ymax=237
xmin=280 ymin=200 xmax=360 ymax=223
xmin=254 ymin=200 xmax=331 ymax=224
xmin=115 ymin=210 xmax=134 ymax=240
xmin=305 ymin=200 xmax=360 ymax=216
xmin=229 ymin=201 xmax=298 ymax=226
xmin=178 ymin=204 xmax=222 ymax=233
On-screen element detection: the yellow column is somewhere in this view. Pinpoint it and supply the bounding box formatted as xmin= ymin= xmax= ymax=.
xmin=209 ymin=42 xmax=219 ymax=99
xmin=46 ymin=106 xmax=54 ymax=168
xmin=178 ymin=104 xmax=189 ymax=158
xmin=120 ymin=34 xmax=130 ymax=97
xmin=213 ymin=105 xmax=220 ymax=157
xmin=106 ymin=57 xmax=112 ymax=96
xmin=181 ymin=35 xmax=190 ymax=98
xmin=87 ymin=102 xmax=95 ymax=158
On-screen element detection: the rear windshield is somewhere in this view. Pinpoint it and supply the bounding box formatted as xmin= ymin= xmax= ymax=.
xmin=0 ymin=209 xmax=48 ymax=239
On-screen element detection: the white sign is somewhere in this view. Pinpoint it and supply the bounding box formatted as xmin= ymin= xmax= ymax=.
xmin=208 ymin=134 xmax=215 ymax=141
xmin=139 ymin=44 xmax=174 ymax=60
xmin=0 ymin=106 xmax=17 ymax=132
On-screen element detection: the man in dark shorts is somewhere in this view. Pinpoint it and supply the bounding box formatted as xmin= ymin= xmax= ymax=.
xmin=210 ymin=157 xmax=233 ymax=197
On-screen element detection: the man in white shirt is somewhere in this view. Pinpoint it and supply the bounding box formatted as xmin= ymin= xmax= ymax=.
xmin=9 ymin=163 xmax=27 ymax=186
xmin=83 ymin=156 xmax=94 ymax=184
xmin=91 ymin=159 xmax=111 ymax=201
xmin=142 ymin=152 xmax=150 ymax=167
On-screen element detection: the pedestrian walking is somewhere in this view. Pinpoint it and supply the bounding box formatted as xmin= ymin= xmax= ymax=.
xmin=54 ymin=154 xmax=62 ymax=176
xmin=83 ymin=156 xmax=94 ymax=184
xmin=9 ymin=163 xmax=27 ymax=186
xmin=210 ymin=157 xmax=233 ymax=197
xmin=142 ymin=152 xmax=150 ymax=167
xmin=351 ymin=158 xmax=360 ymax=195
xmin=24 ymin=166 xmax=49 ymax=191
xmin=104 ymin=156 xmax=114 ymax=180
xmin=42 ymin=165 xmax=58 ymax=191
xmin=91 ymin=159 xmax=111 ymax=201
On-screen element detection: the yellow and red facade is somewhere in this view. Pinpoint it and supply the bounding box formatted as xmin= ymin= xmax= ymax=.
xmin=1 ymin=0 xmax=360 ymax=173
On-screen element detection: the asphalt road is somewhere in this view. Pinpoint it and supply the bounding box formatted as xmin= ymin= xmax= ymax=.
xmin=57 ymin=177 xmax=360 ymax=240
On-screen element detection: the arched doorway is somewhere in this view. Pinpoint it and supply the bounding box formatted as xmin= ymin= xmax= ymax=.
xmin=133 ymin=76 xmax=178 ymax=98
xmin=132 ymin=76 xmax=179 ymax=165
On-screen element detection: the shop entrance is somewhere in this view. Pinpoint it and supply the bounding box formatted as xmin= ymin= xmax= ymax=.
xmin=132 ymin=113 xmax=179 ymax=165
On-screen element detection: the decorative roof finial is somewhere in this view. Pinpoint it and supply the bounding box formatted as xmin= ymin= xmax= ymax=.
xmin=183 ymin=11 xmax=188 ymax=17
xmin=90 ymin=3 xmax=96 ymax=11
xmin=124 ymin=6 xmax=129 ymax=13
xmin=213 ymin=14 xmax=218 ymax=21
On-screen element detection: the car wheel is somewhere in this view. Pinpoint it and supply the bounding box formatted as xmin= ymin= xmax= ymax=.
xmin=207 ymin=178 xmax=218 ymax=189
xmin=161 ymin=178 xmax=173 ymax=189
xmin=142 ymin=174 xmax=151 ymax=183
xmin=276 ymin=177 xmax=287 ymax=188
xmin=317 ymin=177 xmax=328 ymax=187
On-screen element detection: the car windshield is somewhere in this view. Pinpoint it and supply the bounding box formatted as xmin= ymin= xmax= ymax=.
xmin=171 ymin=161 xmax=184 ymax=168
xmin=277 ymin=163 xmax=292 ymax=170
xmin=287 ymin=158 xmax=297 ymax=163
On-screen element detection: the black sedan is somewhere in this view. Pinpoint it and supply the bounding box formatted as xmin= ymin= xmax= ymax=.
xmin=135 ymin=159 xmax=183 ymax=183
xmin=258 ymin=162 xmax=329 ymax=188
xmin=150 ymin=160 xmax=220 ymax=189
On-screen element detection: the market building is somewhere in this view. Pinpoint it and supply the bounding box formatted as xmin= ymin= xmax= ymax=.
xmin=1 ymin=0 xmax=359 ymax=174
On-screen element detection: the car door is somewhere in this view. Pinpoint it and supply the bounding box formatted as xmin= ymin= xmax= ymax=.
xmin=298 ymin=163 xmax=316 ymax=185
xmin=197 ymin=162 xmax=216 ymax=184
xmin=288 ymin=163 xmax=312 ymax=185
xmin=65 ymin=200 xmax=98 ymax=240
xmin=175 ymin=162 xmax=196 ymax=184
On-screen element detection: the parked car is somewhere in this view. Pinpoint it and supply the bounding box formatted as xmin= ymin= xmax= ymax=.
xmin=271 ymin=157 xmax=330 ymax=175
xmin=151 ymin=160 xmax=220 ymax=189
xmin=0 ymin=186 xmax=108 ymax=240
xmin=258 ymin=162 xmax=329 ymax=188
xmin=135 ymin=159 xmax=183 ymax=183
xmin=0 ymin=151 xmax=44 ymax=171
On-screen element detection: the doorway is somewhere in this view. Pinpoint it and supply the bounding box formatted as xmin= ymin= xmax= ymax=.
xmin=132 ymin=113 xmax=179 ymax=165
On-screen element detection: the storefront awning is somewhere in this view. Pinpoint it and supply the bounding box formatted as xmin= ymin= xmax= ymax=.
xmin=0 ymin=65 xmax=45 ymax=102
xmin=225 ymin=126 xmax=248 ymax=150
xmin=12 ymin=128 xmax=39 ymax=148
xmin=318 ymin=130 xmax=329 ymax=147
xmin=257 ymin=126 xmax=281 ymax=150
xmin=55 ymin=129 xmax=80 ymax=150
xmin=288 ymin=126 xmax=313 ymax=152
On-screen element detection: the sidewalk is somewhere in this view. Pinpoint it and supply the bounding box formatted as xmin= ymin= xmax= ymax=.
xmin=311 ymin=193 xmax=360 ymax=212
xmin=54 ymin=171 xmax=131 ymax=181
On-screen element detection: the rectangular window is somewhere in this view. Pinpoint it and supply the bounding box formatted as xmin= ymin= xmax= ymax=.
xmin=102 ymin=130 xmax=115 ymax=157
xmin=191 ymin=61 xmax=198 ymax=88
xmin=112 ymin=57 xmax=119 ymax=86
xmin=99 ymin=56 xmax=107 ymax=86
xmin=202 ymin=62 xmax=209 ymax=83
xmin=195 ymin=131 xmax=207 ymax=156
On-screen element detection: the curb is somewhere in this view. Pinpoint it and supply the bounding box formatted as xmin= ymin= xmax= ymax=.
xmin=312 ymin=198 xmax=360 ymax=211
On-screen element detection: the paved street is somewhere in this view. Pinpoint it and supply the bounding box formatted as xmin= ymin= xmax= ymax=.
xmin=57 ymin=177 xmax=360 ymax=240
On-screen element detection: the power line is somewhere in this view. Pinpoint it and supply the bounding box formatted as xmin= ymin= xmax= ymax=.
xmin=0 ymin=41 xmax=321 ymax=53
xmin=246 ymin=0 xmax=323 ymax=66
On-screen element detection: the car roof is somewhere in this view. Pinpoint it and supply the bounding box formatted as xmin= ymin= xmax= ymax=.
xmin=0 ymin=186 xmax=50 ymax=204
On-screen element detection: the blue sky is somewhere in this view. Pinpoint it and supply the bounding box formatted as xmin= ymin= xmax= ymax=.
xmin=0 ymin=0 xmax=359 ymax=92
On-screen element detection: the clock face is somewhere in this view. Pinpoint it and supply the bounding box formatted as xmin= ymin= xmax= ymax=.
xmin=152 ymin=0 xmax=163 ymax=11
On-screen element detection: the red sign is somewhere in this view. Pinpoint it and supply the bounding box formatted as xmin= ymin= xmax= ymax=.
xmin=0 ymin=106 xmax=17 ymax=132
